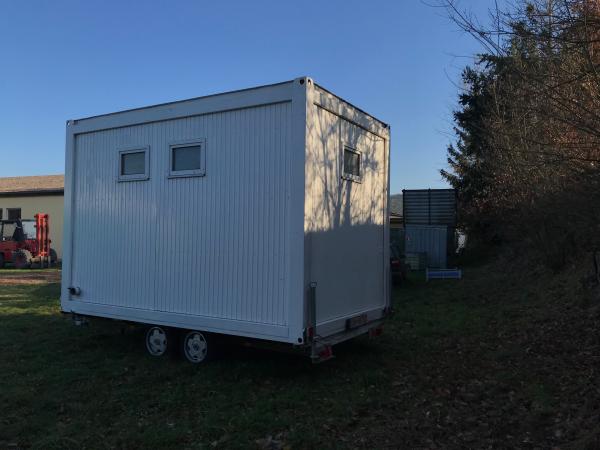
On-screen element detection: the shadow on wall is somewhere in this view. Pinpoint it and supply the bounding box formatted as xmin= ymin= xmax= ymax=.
xmin=305 ymin=105 xmax=388 ymax=322
xmin=305 ymin=104 xmax=386 ymax=233
xmin=306 ymin=223 xmax=386 ymax=321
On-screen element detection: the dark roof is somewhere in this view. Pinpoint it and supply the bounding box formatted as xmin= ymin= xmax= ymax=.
xmin=390 ymin=211 xmax=403 ymax=225
xmin=0 ymin=175 xmax=64 ymax=196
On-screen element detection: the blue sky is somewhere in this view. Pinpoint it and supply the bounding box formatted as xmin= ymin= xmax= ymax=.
xmin=0 ymin=0 xmax=496 ymax=194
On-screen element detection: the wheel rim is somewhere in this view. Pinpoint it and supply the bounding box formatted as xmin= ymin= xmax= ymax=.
xmin=184 ymin=332 xmax=208 ymax=363
xmin=146 ymin=327 xmax=168 ymax=356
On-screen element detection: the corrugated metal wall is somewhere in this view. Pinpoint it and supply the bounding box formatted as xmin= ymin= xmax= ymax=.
xmin=403 ymin=189 xmax=456 ymax=226
xmin=71 ymin=102 xmax=292 ymax=326
xmin=405 ymin=224 xmax=448 ymax=268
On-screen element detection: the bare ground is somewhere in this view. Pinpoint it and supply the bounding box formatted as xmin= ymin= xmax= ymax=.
xmin=0 ymin=270 xmax=61 ymax=285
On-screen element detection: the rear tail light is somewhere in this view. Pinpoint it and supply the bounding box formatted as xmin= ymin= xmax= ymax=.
xmin=318 ymin=346 xmax=333 ymax=360
xmin=369 ymin=326 xmax=383 ymax=338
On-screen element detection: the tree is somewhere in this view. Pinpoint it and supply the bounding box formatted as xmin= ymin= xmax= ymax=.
xmin=442 ymin=63 xmax=497 ymax=238
xmin=442 ymin=0 xmax=600 ymax=267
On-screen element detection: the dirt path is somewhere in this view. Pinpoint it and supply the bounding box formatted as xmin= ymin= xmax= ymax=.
xmin=0 ymin=270 xmax=61 ymax=285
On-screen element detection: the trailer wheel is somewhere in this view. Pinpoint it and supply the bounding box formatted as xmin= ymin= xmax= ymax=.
xmin=182 ymin=331 xmax=214 ymax=364
xmin=145 ymin=326 xmax=169 ymax=357
xmin=14 ymin=249 xmax=33 ymax=269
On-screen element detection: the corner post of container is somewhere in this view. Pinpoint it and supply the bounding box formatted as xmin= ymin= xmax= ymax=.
xmin=289 ymin=76 xmax=313 ymax=345
xmin=384 ymin=122 xmax=392 ymax=311
xmin=61 ymin=119 xmax=78 ymax=310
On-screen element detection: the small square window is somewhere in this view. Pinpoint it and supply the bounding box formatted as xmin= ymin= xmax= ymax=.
xmin=173 ymin=145 xmax=201 ymax=171
xmin=342 ymin=146 xmax=361 ymax=182
xmin=7 ymin=208 xmax=21 ymax=220
xmin=121 ymin=152 xmax=145 ymax=175
xmin=118 ymin=147 xmax=149 ymax=181
xmin=169 ymin=140 xmax=206 ymax=178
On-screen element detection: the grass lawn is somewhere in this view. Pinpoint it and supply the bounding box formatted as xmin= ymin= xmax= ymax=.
xmin=0 ymin=262 xmax=598 ymax=449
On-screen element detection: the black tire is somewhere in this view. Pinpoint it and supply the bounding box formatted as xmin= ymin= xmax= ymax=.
xmin=14 ymin=249 xmax=33 ymax=269
xmin=49 ymin=248 xmax=58 ymax=264
xmin=181 ymin=330 xmax=218 ymax=364
xmin=0 ymin=253 xmax=4 ymax=269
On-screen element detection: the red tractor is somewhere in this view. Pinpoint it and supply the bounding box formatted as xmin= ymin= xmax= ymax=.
xmin=0 ymin=213 xmax=57 ymax=269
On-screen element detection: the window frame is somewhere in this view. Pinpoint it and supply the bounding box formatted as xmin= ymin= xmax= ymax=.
xmin=168 ymin=138 xmax=206 ymax=178
xmin=341 ymin=145 xmax=362 ymax=183
xmin=118 ymin=146 xmax=150 ymax=182
xmin=7 ymin=208 xmax=21 ymax=220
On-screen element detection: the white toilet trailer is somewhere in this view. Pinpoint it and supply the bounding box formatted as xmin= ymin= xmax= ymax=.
xmin=61 ymin=77 xmax=391 ymax=363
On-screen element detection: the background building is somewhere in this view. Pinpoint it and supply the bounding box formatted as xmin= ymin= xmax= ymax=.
xmin=389 ymin=194 xmax=404 ymax=252
xmin=0 ymin=175 xmax=64 ymax=258
xmin=403 ymin=188 xmax=457 ymax=269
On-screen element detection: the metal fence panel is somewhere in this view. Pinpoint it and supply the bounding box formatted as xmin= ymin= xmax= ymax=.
xmin=405 ymin=224 xmax=448 ymax=268
xmin=403 ymin=189 xmax=456 ymax=226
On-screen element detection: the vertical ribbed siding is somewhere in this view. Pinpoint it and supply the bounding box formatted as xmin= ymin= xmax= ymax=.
xmin=73 ymin=125 xmax=158 ymax=310
xmin=305 ymin=104 xmax=387 ymax=322
xmin=404 ymin=224 xmax=448 ymax=268
xmin=71 ymin=102 xmax=292 ymax=326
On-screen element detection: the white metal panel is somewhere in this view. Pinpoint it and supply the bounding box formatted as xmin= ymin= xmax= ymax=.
xmin=69 ymin=81 xmax=294 ymax=135
xmin=72 ymin=126 xmax=157 ymax=310
xmin=312 ymin=84 xmax=389 ymax=138
xmin=69 ymin=102 xmax=292 ymax=327
xmin=305 ymin=86 xmax=389 ymax=327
